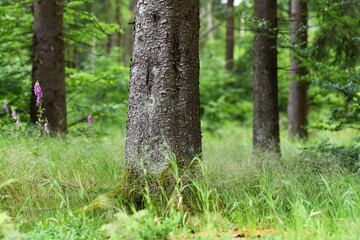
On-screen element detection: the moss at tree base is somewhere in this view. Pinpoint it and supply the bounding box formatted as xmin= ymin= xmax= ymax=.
xmin=80 ymin=164 xmax=192 ymax=217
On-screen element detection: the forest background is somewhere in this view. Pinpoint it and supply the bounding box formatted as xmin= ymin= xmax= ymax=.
xmin=0 ymin=0 xmax=359 ymax=239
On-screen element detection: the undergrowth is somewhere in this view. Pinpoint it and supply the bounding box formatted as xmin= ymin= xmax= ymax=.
xmin=0 ymin=127 xmax=359 ymax=239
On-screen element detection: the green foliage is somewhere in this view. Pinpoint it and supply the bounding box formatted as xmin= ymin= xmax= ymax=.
xmin=0 ymin=212 xmax=22 ymax=240
xmin=0 ymin=127 xmax=359 ymax=239
xmin=24 ymin=213 xmax=106 ymax=240
xmin=301 ymin=139 xmax=360 ymax=173
xmin=310 ymin=0 xmax=360 ymax=67
xmin=0 ymin=0 xmax=33 ymax=121
xmin=66 ymin=65 xmax=129 ymax=128
xmin=200 ymin=35 xmax=254 ymax=130
xmin=0 ymin=0 xmax=125 ymax=130
xmin=102 ymin=210 xmax=181 ymax=240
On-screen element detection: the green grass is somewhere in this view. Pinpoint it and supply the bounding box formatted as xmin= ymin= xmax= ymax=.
xmin=0 ymin=125 xmax=359 ymax=239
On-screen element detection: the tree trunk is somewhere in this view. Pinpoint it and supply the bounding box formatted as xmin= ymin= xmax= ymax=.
xmin=253 ymin=0 xmax=280 ymax=153
xmin=226 ymin=0 xmax=235 ymax=71
xmin=81 ymin=0 xmax=201 ymax=216
xmin=115 ymin=0 xmax=122 ymax=64
xmin=106 ymin=34 xmax=114 ymax=55
xmin=30 ymin=0 xmax=66 ymax=133
xmin=205 ymin=2 xmax=213 ymax=41
xmin=240 ymin=16 xmax=245 ymax=36
xmin=74 ymin=46 xmax=79 ymax=71
xmin=91 ymin=38 xmax=96 ymax=72
xmin=125 ymin=0 xmax=202 ymax=175
xmin=131 ymin=0 xmax=137 ymax=54
xmin=287 ymin=0 xmax=309 ymax=138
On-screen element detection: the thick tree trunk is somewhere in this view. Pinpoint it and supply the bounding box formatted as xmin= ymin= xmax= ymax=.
xmin=226 ymin=0 xmax=235 ymax=71
xmin=125 ymin=0 xmax=202 ymax=175
xmin=287 ymin=0 xmax=309 ymax=138
xmin=253 ymin=0 xmax=280 ymax=153
xmin=30 ymin=0 xmax=66 ymax=133
xmin=81 ymin=0 xmax=201 ymax=215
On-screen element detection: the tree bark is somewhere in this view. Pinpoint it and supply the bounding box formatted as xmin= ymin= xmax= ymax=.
xmin=287 ymin=0 xmax=309 ymax=138
xmin=253 ymin=0 xmax=280 ymax=153
xmin=125 ymin=0 xmax=202 ymax=175
xmin=226 ymin=0 xmax=235 ymax=71
xmin=30 ymin=0 xmax=66 ymax=133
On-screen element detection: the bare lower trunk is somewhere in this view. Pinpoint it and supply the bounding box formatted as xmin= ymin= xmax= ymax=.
xmin=125 ymin=0 xmax=202 ymax=175
xmin=30 ymin=0 xmax=66 ymax=133
xmin=287 ymin=0 xmax=309 ymax=138
xmin=252 ymin=0 xmax=280 ymax=153
xmin=226 ymin=0 xmax=235 ymax=71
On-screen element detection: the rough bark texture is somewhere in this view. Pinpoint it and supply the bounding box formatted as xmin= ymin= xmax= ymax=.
xmin=30 ymin=0 xmax=67 ymax=133
xmin=125 ymin=0 xmax=201 ymax=175
xmin=253 ymin=0 xmax=280 ymax=153
xmin=287 ymin=0 xmax=309 ymax=138
xmin=226 ymin=0 xmax=235 ymax=71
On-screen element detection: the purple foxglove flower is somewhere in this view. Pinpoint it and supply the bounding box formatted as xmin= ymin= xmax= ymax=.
xmin=88 ymin=115 xmax=93 ymax=129
xmin=34 ymin=82 xmax=43 ymax=97
xmin=3 ymin=101 xmax=8 ymax=112
xmin=36 ymin=96 xmax=41 ymax=107
xmin=11 ymin=109 xmax=17 ymax=120
xmin=16 ymin=119 xmax=20 ymax=127
xmin=44 ymin=123 xmax=49 ymax=134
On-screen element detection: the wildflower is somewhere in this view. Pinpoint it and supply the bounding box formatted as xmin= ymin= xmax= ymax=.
xmin=11 ymin=109 xmax=16 ymax=120
xmin=34 ymin=82 xmax=43 ymax=97
xmin=44 ymin=123 xmax=49 ymax=134
xmin=11 ymin=109 xmax=20 ymax=127
xmin=3 ymin=101 xmax=8 ymax=112
xmin=88 ymin=115 xmax=93 ymax=129
xmin=34 ymin=82 xmax=43 ymax=107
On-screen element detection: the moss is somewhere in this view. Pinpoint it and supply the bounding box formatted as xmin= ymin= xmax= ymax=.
xmin=80 ymin=166 xmax=179 ymax=217
xmin=79 ymin=160 xmax=202 ymax=217
xmin=79 ymin=171 xmax=142 ymax=217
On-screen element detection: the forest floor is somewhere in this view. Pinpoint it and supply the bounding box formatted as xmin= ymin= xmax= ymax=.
xmin=0 ymin=125 xmax=359 ymax=239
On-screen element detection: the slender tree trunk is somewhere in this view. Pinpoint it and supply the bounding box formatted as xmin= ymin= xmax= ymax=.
xmin=91 ymin=38 xmax=96 ymax=72
xmin=253 ymin=0 xmax=280 ymax=153
xmin=106 ymin=34 xmax=113 ymax=55
xmin=116 ymin=0 xmax=122 ymax=64
xmin=131 ymin=0 xmax=137 ymax=54
xmin=287 ymin=0 xmax=309 ymax=138
xmin=30 ymin=0 xmax=66 ymax=133
xmin=240 ymin=16 xmax=245 ymax=36
xmin=125 ymin=0 xmax=202 ymax=175
xmin=74 ymin=46 xmax=79 ymax=71
xmin=226 ymin=0 xmax=235 ymax=71
xmin=205 ymin=2 xmax=213 ymax=41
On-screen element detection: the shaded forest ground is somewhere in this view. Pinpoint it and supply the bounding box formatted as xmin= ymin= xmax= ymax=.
xmin=0 ymin=125 xmax=359 ymax=239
